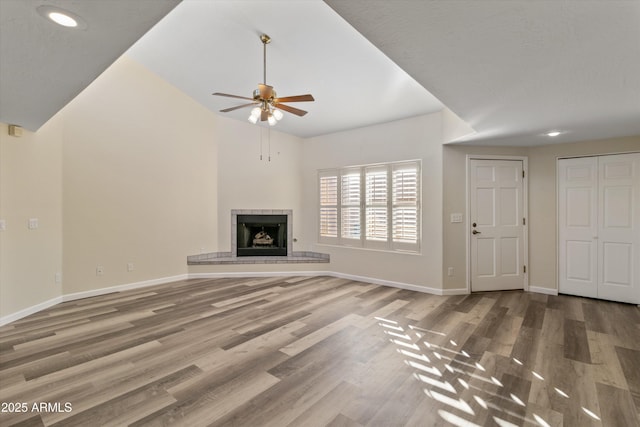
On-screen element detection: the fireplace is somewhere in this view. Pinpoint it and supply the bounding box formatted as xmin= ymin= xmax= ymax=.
xmin=236 ymin=214 xmax=287 ymax=256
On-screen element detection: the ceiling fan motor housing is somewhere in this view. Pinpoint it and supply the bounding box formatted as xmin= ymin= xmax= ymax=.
xmin=254 ymin=85 xmax=275 ymax=101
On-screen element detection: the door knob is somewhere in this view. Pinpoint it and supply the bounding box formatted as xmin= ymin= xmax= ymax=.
xmin=472 ymin=230 xmax=481 ymax=235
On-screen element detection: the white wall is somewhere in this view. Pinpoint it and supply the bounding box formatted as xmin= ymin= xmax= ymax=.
xmin=301 ymin=114 xmax=444 ymax=290
xmin=215 ymin=118 xmax=305 ymax=252
xmin=0 ymin=119 xmax=63 ymax=319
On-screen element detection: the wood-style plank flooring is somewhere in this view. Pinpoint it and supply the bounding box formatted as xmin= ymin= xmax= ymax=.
xmin=1 ymin=276 xmax=639 ymax=426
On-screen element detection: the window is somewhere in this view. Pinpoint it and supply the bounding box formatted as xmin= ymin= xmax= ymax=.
xmin=318 ymin=160 xmax=420 ymax=252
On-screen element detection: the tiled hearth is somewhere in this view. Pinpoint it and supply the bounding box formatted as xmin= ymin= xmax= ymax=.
xmin=187 ymin=209 xmax=329 ymax=265
xmin=187 ymin=251 xmax=329 ymax=265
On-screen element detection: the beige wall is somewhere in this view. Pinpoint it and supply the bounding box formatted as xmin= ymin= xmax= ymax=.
xmin=0 ymin=120 xmax=63 ymax=318
xmin=442 ymin=145 xmax=528 ymax=290
xmin=301 ymin=114 xmax=444 ymax=290
xmin=2 ymin=46 xmax=638 ymax=322
xmin=442 ymin=135 xmax=640 ymax=291
xmin=527 ymin=136 xmax=640 ymax=290
xmin=215 ymin=117 xmax=305 ymax=252
xmin=61 ymin=56 xmax=218 ymax=294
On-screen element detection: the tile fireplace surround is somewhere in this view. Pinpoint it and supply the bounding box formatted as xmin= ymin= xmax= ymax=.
xmin=187 ymin=209 xmax=329 ymax=265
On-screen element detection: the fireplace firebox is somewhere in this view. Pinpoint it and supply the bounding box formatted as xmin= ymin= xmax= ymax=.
xmin=236 ymin=214 xmax=287 ymax=256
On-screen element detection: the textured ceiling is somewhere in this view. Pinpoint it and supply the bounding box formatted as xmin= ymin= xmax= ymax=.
xmin=0 ymin=0 xmax=181 ymax=131
xmin=325 ymin=0 xmax=640 ymax=146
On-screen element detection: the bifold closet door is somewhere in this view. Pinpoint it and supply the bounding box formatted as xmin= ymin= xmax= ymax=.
xmin=596 ymin=153 xmax=640 ymax=303
xmin=558 ymin=157 xmax=599 ymax=298
xmin=558 ymin=153 xmax=640 ymax=304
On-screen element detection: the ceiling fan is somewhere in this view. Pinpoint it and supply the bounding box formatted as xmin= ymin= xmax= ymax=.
xmin=213 ymin=34 xmax=315 ymax=126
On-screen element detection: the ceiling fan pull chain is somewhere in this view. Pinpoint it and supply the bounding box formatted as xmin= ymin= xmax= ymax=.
xmin=268 ymin=127 xmax=271 ymax=162
xmin=260 ymin=126 xmax=263 ymax=160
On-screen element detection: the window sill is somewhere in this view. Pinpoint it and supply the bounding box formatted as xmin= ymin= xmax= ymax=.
xmin=316 ymin=243 xmax=421 ymax=256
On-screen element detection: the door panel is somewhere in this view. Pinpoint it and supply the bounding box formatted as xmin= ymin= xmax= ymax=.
xmin=500 ymin=237 xmax=519 ymax=275
xmin=470 ymin=159 xmax=524 ymax=291
xmin=476 ymin=189 xmax=495 ymax=226
xmin=602 ymin=242 xmax=632 ymax=285
xmin=566 ymin=188 xmax=592 ymax=226
xmin=597 ymin=153 xmax=640 ymax=303
xmin=558 ymin=157 xmax=598 ymax=298
xmin=566 ymin=240 xmax=593 ymax=281
xmin=500 ymin=188 xmax=518 ymax=225
xmin=476 ymin=238 xmax=495 ymax=277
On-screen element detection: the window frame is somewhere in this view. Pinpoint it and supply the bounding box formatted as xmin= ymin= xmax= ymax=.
xmin=318 ymin=160 xmax=421 ymax=253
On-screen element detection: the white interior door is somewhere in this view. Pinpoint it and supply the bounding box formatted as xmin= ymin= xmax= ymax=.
xmin=470 ymin=159 xmax=525 ymax=292
xmin=558 ymin=157 xmax=599 ymax=298
xmin=558 ymin=153 xmax=640 ymax=304
xmin=597 ymin=153 xmax=640 ymax=304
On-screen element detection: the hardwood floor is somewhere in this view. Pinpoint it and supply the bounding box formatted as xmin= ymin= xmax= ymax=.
xmin=0 ymin=276 xmax=639 ymax=426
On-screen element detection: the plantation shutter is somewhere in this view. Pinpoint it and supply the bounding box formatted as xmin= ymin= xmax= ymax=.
xmin=318 ymin=160 xmax=420 ymax=253
xmin=341 ymin=170 xmax=361 ymax=240
xmin=319 ymin=172 xmax=338 ymax=240
xmin=392 ymin=162 xmax=419 ymax=250
xmin=365 ymin=166 xmax=388 ymax=243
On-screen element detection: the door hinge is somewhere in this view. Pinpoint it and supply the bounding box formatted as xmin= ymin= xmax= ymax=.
xmin=523 ymin=265 xmax=527 ymax=273
xmin=522 ymin=170 xmax=525 ymax=178
xmin=523 ymin=217 xmax=526 ymax=225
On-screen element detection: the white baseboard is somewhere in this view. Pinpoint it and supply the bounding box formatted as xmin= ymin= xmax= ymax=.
xmin=61 ymin=274 xmax=189 ymax=303
xmin=529 ymin=286 xmax=558 ymax=296
xmin=188 ymin=271 xmax=326 ymax=279
xmin=1 ymin=271 xmax=463 ymax=327
xmin=190 ymin=270 xmax=463 ymax=296
xmin=441 ymin=287 xmax=470 ymax=296
xmin=0 ymin=295 xmax=63 ymax=327
xmin=326 ymin=271 xmax=454 ymax=295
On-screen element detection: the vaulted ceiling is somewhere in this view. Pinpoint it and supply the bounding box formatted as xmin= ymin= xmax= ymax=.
xmin=1 ymin=0 xmax=639 ymax=146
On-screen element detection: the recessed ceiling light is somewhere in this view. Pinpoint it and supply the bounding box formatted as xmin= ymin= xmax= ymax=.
xmin=546 ymin=131 xmax=561 ymax=137
xmin=48 ymin=12 xmax=78 ymax=27
xmin=36 ymin=5 xmax=87 ymax=30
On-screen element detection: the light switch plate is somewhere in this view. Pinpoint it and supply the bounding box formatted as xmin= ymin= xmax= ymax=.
xmin=0 ymin=219 xmax=5 ymax=231
xmin=28 ymin=218 xmax=39 ymax=229
xmin=450 ymin=213 xmax=463 ymax=223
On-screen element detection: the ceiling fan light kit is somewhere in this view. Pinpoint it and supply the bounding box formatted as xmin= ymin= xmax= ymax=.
xmin=213 ymin=34 xmax=314 ymax=127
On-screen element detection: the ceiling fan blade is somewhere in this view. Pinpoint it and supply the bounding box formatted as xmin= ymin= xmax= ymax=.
xmin=220 ymin=102 xmax=258 ymax=113
xmin=212 ymin=92 xmax=254 ymax=101
xmin=276 ymin=103 xmax=308 ymax=117
xmin=274 ymin=94 xmax=315 ymax=103
xmin=261 ymin=109 xmax=268 ymax=121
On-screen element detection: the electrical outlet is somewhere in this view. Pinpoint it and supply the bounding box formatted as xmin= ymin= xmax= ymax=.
xmin=0 ymin=219 xmax=5 ymax=231
xmin=127 ymin=263 xmax=134 ymax=272
xmin=448 ymin=267 xmax=454 ymax=277
xmin=96 ymin=266 xmax=104 ymax=276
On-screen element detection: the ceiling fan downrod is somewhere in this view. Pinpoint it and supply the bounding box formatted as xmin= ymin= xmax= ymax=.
xmin=260 ymin=34 xmax=271 ymax=85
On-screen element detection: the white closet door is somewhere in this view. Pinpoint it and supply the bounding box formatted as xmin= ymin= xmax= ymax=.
xmin=558 ymin=153 xmax=640 ymax=304
xmin=597 ymin=153 xmax=640 ymax=304
xmin=558 ymin=157 xmax=599 ymax=298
